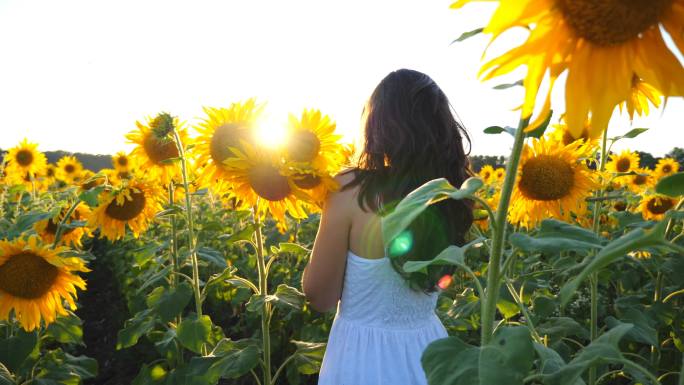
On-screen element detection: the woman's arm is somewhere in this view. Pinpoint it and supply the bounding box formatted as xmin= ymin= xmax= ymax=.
xmin=301 ymin=176 xmax=353 ymax=312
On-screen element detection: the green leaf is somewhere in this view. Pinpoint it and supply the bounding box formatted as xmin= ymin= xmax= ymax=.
xmin=382 ymin=177 xmax=483 ymax=249
xmin=207 ymin=344 xmax=260 ymax=379
xmin=46 ymin=313 xmax=84 ymax=345
xmin=525 ymin=109 xmax=553 ymax=138
xmin=401 ymin=239 xmax=482 ymax=273
xmin=218 ymin=224 xmax=255 ymax=244
xmin=422 ymin=327 xmax=535 ymax=385
xmin=559 ymin=220 xmax=670 ymax=306
xmin=605 ymin=309 xmax=657 ymax=346
xmin=197 ymin=247 xmax=227 ymax=269
xmin=146 ymin=282 xmax=193 ymax=323
xmin=537 ymin=317 xmax=588 ymax=340
xmin=291 ymin=340 xmax=326 ymax=375
xmin=78 ymin=185 xmax=105 ymax=207
xmin=116 ymin=309 xmax=155 ymax=349
xmin=246 ymin=284 xmax=305 ymax=313
xmin=272 ymin=242 xmax=311 ymax=256
xmin=493 ymin=80 xmax=524 ymax=90
xmin=538 ymin=324 xmax=633 ymax=385
xmin=177 ymin=314 xmax=213 ymax=354
xmin=533 ymin=344 xmax=585 ymax=385
xmin=484 ymin=126 xmax=516 ymax=136
xmin=655 ymin=172 xmax=684 ymax=197
xmin=452 ymin=27 xmax=484 ymax=43
xmin=510 ymin=219 xmax=604 ymax=254
xmin=0 ymin=362 xmax=14 ymax=385
xmin=533 ymin=296 xmax=557 ymax=318
xmin=0 ymin=329 xmax=38 ymax=373
xmin=610 ymin=128 xmax=649 ymax=141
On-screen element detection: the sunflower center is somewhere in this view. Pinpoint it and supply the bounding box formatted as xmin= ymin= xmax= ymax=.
xmin=562 ymin=129 xmax=590 ymax=145
xmin=117 ymin=157 xmax=129 ymax=167
xmin=0 ymin=252 xmax=59 ymax=299
xmin=662 ymin=164 xmax=672 ymax=173
xmin=143 ymin=134 xmax=179 ymax=164
xmin=647 ymin=197 xmax=674 ymax=214
xmin=210 ymin=123 xmax=249 ymax=168
xmin=65 ymin=164 xmax=76 ymax=174
xmin=294 ymin=173 xmax=322 ymax=189
xmin=105 ymin=191 xmax=146 ymax=221
xmin=46 ymin=168 xmax=55 ymax=177
xmin=483 ymin=171 xmax=491 ymax=180
xmin=613 ymin=201 xmax=627 ymax=212
xmin=518 ymin=155 xmax=575 ymax=201
xmin=616 ymin=158 xmax=631 ymax=173
xmin=633 ymin=174 xmax=648 ymax=185
xmin=558 ymin=0 xmax=672 ymax=46
xmin=15 ymin=150 xmax=34 ymax=166
xmin=288 ymin=131 xmax=321 ymax=162
xmin=248 ymin=164 xmax=291 ymax=201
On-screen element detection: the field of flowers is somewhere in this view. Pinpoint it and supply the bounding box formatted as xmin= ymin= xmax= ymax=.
xmin=1 ymin=1 xmax=684 ymax=385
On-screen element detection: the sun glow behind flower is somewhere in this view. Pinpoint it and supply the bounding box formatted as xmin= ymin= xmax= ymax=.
xmin=255 ymin=115 xmax=289 ymax=150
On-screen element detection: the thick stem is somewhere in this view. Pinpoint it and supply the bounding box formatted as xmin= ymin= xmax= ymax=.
xmin=254 ymin=204 xmax=272 ymax=385
xmin=481 ymin=117 xmax=529 ymax=345
xmin=589 ymin=128 xmax=609 ymax=385
xmin=52 ymin=200 xmax=81 ymax=249
xmin=173 ymin=130 xmax=203 ymax=319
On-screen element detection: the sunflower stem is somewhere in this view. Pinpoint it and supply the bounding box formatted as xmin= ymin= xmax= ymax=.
xmin=172 ymin=129 xmax=203 ymax=322
xmin=589 ymin=127 xmax=610 ymax=385
xmin=52 ymin=200 xmax=81 ymax=249
xmin=253 ymin=202 xmax=272 ymax=385
xmin=481 ymin=116 xmax=529 ymax=345
xmin=167 ymin=183 xmax=179 ymax=289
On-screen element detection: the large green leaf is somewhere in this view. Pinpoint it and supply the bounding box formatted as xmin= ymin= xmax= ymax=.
xmin=510 ymin=220 xmax=604 ymax=254
xmin=117 ymin=309 xmax=156 ymax=349
xmin=291 ymin=340 xmax=326 ymax=375
xmin=422 ymin=327 xmax=535 ymax=385
xmin=402 ymin=239 xmax=482 ymax=273
xmin=539 ymin=324 xmax=633 ymax=385
xmin=559 ymin=220 xmax=671 ymax=306
xmin=605 ymin=308 xmax=657 ymax=346
xmin=382 ymin=177 xmax=483 ymax=250
xmin=655 ymin=172 xmax=684 ymax=197
xmin=205 ymin=345 xmax=260 ymax=379
xmin=146 ymin=282 xmax=193 ymax=323
xmin=533 ymin=344 xmax=585 ymax=385
xmin=0 ymin=362 xmax=14 ymax=385
xmin=176 ymin=314 xmax=213 ymax=354
xmin=246 ymin=284 xmax=305 ymax=313
xmin=46 ymin=313 xmax=84 ymax=345
xmin=0 ymin=329 xmax=38 ymax=373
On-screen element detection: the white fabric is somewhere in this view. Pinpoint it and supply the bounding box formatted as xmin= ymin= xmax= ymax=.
xmin=318 ymin=251 xmax=447 ymax=385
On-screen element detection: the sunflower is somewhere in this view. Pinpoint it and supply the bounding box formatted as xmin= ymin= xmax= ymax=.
xmin=35 ymin=203 xmax=92 ymax=247
xmin=194 ymin=99 xmax=264 ymax=188
xmin=479 ymin=165 xmax=496 ymax=185
xmin=286 ymin=164 xmax=340 ymax=210
xmin=453 ymin=0 xmax=684 ymax=138
xmin=112 ymin=151 xmax=134 ymax=172
xmin=223 ymin=143 xmax=309 ymax=222
xmin=56 ymin=156 xmax=83 ymax=184
xmin=606 ymin=150 xmax=640 ymax=175
xmin=126 ymin=113 xmax=188 ymax=184
xmin=621 ymin=76 xmax=663 ymax=120
xmin=639 ymin=194 xmax=677 ymax=221
xmin=547 ymin=118 xmax=599 ymax=158
xmin=88 ymin=178 xmax=163 ymax=240
xmin=3 ymin=139 xmax=48 ymax=178
xmin=493 ymin=168 xmax=505 ymax=183
xmin=654 ymin=158 xmax=680 ymax=180
xmin=43 ymin=164 xmax=57 ymax=186
xmin=509 ymin=137 xmax=597 ymax=227
xmin=0 ymin=236 xmax=89 ymax=331
xmin=286 ymin=109 xmax=345 ymax=172
xmin=474 ymin=189 xmax=500 ymax=232
xmin=623 ymin=167 xmax=654 ymax=194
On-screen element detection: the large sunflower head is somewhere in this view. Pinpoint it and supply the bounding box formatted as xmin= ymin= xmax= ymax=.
xmin=56 ymin=156 xmax=84 ymax=184
xmin=606 ymin=150 xmax=641 ymax=175
xmin=35 ymin=203 xmax=92 ymax=247
xmin=455 ymin=0 xmax=684 ymax=138
xmin=126 ymin=113 xmax=188 ymax=184
xmin=286 ymin=109 xmax=345 ymax=171
xmin=88 ymin=178 xmax=164 ymax=240
xmin=285 ymin=164 xmax=340 ymax=211
xmin=0 ymin=236 xmax=89 ymax=331
xmin=223 ymin=143 xmax=309 ymax=222
xmin=654 ymin=158 xmax=680 ymax=180
xmin=638 ymin=194 xmax=678 ymax=221
xmin=194 ymin=99 xmax=264 ymax=187
xmin=4 ymin=139 xmax=47 ymax=176
xmin=509 ymin=137 xmax=598 ymax=228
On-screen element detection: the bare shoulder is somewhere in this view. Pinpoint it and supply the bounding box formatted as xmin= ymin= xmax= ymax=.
xmin=325 ymin=169 xmax=359 ymax=210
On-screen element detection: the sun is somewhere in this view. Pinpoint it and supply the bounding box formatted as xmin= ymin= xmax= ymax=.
xmin=0 ymin=236 xmax=89 ymax=331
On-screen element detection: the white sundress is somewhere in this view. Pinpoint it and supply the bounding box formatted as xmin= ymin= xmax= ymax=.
xmin=317 ymin=250 xmax=447 ymax=385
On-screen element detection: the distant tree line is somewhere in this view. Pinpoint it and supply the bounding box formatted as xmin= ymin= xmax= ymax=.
xmin=1 ymin=147 xmax=683 ymax=174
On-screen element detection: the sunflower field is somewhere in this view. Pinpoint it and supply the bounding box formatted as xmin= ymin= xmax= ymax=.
xmin=1 ymin=1 xmax=684 ymax=385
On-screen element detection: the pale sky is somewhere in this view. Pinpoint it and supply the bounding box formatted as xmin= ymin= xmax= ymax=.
xmin=0 ymin=0 xmax=682 ymax=157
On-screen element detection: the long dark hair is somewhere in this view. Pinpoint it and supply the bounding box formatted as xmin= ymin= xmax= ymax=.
xmin=344 ymin=69 xmax=474 ymax=292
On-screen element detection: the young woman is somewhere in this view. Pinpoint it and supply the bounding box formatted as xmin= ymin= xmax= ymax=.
xmin=302 ymin=69 xmax=474 ymax=385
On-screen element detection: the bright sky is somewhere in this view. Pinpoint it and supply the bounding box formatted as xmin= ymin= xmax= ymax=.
xmin=0 ymin=0 xmax=682 ymax=157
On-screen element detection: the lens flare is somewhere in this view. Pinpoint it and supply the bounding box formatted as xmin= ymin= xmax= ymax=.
xmin=388 ymin=230 xmax=413 ymax=257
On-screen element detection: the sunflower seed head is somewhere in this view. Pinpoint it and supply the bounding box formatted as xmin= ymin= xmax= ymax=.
xmin=150 ymin=112 xmax=176 ymax=138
